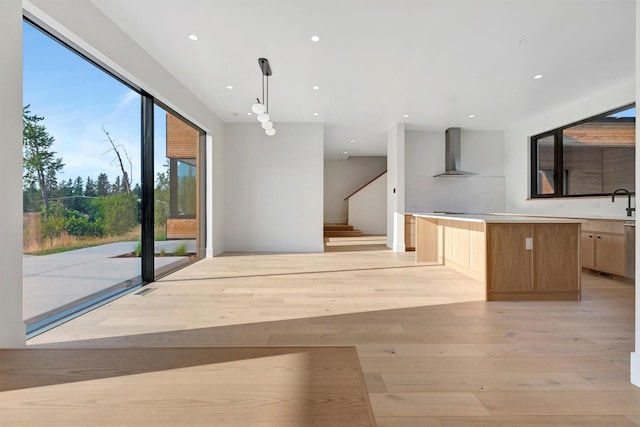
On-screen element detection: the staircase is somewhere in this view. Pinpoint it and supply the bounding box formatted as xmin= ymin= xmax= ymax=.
xmin=323 ymin=223 xmax=363 ymax=238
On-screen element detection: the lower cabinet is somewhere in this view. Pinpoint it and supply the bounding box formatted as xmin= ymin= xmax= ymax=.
xmin=581 ymin=220 xmax=627 ymax=277
xmin=486 ymin=223 xmax=581 ymax=301
xmin=405 ymin=214 xmax=416 ymax=251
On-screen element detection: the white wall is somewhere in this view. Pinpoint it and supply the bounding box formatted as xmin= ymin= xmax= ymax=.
xmin=0 ymin=0 xmax=26 ymax=347
xmin=25 ymin=0 xmax=226 ymax=257
xmin=209 ymin=133 xmax=226 ymax=256
xmin=224 ymin=123 xmax=324 ymax=252
xmin=405 ymin=130 xmax=506 ymax=214
xmin=205 ymin=134 xmax=224 ymax=257
xmin=631 ymin=0 xmax=639 ymax=389
xmin=387 ymin=123 xmax=405 ymax=250
xmin=324 ymin=156 xmax=386 ymax=224
xmin=504 ymin=79 xmax=635 ymax=217
xmin=348 ymin=173 xmax=387 ymax=234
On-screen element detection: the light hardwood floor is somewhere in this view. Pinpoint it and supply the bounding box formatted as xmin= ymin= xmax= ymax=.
xmin=23 ymin=246 xmax=640 ymax=426
xmin=1 ymin=347 xmax=374 ymax=426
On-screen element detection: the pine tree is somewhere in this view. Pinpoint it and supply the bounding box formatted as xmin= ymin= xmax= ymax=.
xmin=23 ymin=105 xmax=64 ymax=210
xmin=85 ymin=176 xmax=97 ymax=197
xmin=96 ymin=173 xmax=110 ymax=197
xmin=112 ymin=175 xmax=122 ymax=194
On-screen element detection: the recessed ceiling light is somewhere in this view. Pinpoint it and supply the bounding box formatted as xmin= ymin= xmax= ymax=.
xmin=188 ymin=34 xmax=198 ymax=41
xmin=246 ymin=112 xmax=253 ymax=116
xmin=534 ymin=74 xmax=543 ymax=79
xmin=226 ymin=85 xmax=233 ymax=90
xmin=311 ymin=35 xmax=320 ymax=42
xmin=403 ymin=114 xmax=409 ymax=118
xmin=344 ymin=151 xmax=348 ymax=154
xmin=312 ymin=85 xmax=320 ymax=90
xmin=468 ymin=114 xmax=475 ymax=118
xmin=349 ymin=140 xmax=355 ymax=143
xmin=313 ymin=112 xmax=319 ymax=116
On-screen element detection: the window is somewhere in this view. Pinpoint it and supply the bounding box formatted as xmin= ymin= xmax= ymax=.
xmin=531 ymin=105 xmax=635 ymax=198
xmin=23 ymin=18 xmax=205 ymax=336
xmin=153 ymin=106 xmax=203 ymax=278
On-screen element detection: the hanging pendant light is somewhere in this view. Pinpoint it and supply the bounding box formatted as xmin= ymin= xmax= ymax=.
xmin=251 ymin=58 xmax=276 ymax=136
xmin=251 ymin=102 xmax=265 ymax=114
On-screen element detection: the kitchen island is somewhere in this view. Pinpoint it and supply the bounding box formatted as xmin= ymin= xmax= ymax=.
xmin=414 ymin=213 xmax=585 ymax=301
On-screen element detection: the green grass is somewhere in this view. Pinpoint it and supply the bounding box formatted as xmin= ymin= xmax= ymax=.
xmin=29 ymin=243 xmax=101 ymax=256
xmin=173 ymin=242 xmax=188 ymax=256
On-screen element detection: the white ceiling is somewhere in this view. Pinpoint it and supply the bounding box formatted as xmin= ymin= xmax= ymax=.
xmin=89 ymin=0 xmax=635 ymax=158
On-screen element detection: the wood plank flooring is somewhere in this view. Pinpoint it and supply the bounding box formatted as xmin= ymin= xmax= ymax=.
xmin=22 ymin=247 xmax=640 ymax=426
xmin=0 ymin=347 xmax=374 ymax=426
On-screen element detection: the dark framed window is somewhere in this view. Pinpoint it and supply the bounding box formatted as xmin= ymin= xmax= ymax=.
xmin=22 ymin=16 xmax=206 ymax=337
xmin=530 ymin=104 xmax=635 ymax=198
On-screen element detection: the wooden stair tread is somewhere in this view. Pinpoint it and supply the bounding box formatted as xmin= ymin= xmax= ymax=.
xmin=323 ymin=223 xmax=364 ymax=238
xmin=324 ymin=230 xmax=363 ymax=237
xmin=324 ymin=224 xmax=354 ymax=230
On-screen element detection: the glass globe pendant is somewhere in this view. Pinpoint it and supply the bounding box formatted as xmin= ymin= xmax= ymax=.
xmin=251 ymin=103 xmax=265 ymax=114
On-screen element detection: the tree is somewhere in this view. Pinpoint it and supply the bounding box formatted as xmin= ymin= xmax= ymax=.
xmin=70 ymin=176 xmax=88 ymax=213
xmin=96 ymin=173 xmax=110 ymax=197
xmin=85 ymin=176 xmax=97 ymax=197
xmin=72 ymin=176 xmax=84 ymax=197
xmin=40 ymin=201 xmax=66 ymax=243
xmin=23 ymin=105 xmax=64 ymax=210
xmin=154 ymin=162 xmax=170 ymax=227
xmin=102 ymin=127 xmax=131 ymax=194
xmin=102 ymin=193 xmax=138 ymax=236
xmin=55 ymin=178 xmax=73 ymax=208
xmin=23 ymin=182 xmax=41 ymax=213
xmin=111 ymin=175 xmax=122 ymax=195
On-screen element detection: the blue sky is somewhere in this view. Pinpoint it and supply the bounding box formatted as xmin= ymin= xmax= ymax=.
xmin=609 ymin=108 xmax=636 ymax=118
xmin=23 ymin=21 xmax=167 ymax=188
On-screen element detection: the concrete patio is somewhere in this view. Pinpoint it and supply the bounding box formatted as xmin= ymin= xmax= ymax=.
xmin=23 ymin=240 xmax=197 ymax=323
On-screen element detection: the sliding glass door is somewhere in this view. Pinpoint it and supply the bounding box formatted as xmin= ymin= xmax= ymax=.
xmin=152 ymin=105 xmax=203 ymax=278
xmin=23 ymin=19 xmax=205 ymax=336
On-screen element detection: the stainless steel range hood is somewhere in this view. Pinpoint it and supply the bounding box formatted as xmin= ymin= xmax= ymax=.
xmin=433 ymin=127 xmax=477 ymax=177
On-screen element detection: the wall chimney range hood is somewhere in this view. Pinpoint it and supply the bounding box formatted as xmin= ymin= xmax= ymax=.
xmin=433 ymin=127 xmax=477 ymax=177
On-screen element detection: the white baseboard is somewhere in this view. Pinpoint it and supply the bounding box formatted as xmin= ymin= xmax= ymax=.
xmin=631 ymin=352 xmax=640 ymax=388
xmin=393 ymin=242 xmax=406 ymax=252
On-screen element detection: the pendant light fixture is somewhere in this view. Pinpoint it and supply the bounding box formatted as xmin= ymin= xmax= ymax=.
xmin=252 ymin=58 xmax=276 ymax=136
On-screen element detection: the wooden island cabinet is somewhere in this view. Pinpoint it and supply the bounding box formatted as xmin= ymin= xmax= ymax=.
xmin=415 ymin=214 xmax=583 ymax=301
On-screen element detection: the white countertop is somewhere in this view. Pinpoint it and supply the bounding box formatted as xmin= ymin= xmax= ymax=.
xmin=413 ymin=213 xmax=586 ymax=224
xmin=492 ymin=213 xmax=635 ymax=222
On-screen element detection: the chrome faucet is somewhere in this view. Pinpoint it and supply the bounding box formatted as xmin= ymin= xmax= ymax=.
xmin=612 ymin=188 xmax=635 ymax=217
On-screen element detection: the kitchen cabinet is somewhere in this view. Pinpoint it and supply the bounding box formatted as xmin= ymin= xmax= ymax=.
xmin=581 ymin=232 xmax=595 ymax=268
xmin=485 ymin=224 xmax=532 ymax=293
xmin=486 ymin=223 xmax=581 ymax=299
xmin=415 ymin=214 xmax=582 ymax=301
xmin=581 ymin=220 xmax=626 ymax=276
xmin=404 ymin=214 xmax=416 ymax=251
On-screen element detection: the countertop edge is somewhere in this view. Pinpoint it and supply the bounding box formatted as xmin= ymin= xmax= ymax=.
xmin=413 ymin=213 xmax=586 ymax=224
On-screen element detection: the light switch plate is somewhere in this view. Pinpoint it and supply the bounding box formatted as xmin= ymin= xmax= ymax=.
xmin=525 ymin=237 xmax=533 ymax=250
